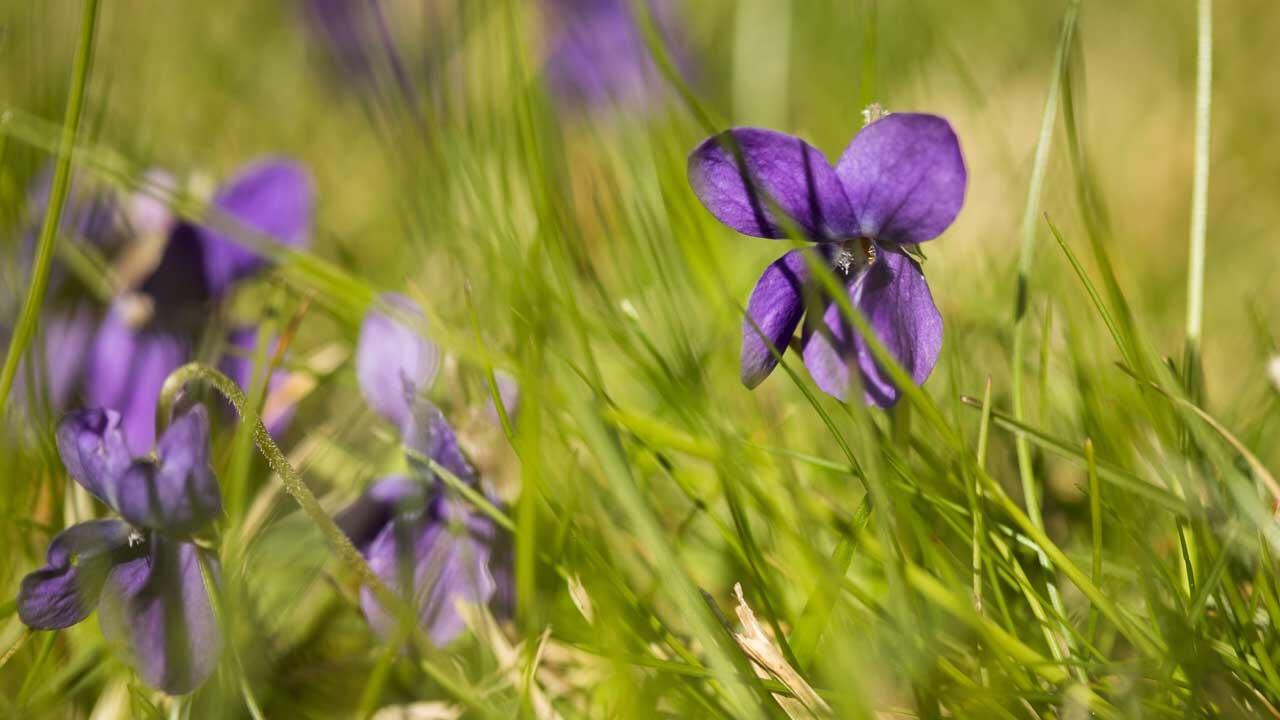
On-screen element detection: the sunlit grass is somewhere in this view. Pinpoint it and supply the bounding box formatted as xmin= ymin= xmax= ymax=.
xmin=3 ymin=0 xmax=1280 ymax=717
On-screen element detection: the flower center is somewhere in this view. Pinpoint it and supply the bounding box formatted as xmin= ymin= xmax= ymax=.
xmin=833 ymin=238 xmax=877 ymax=276
xmin=127 ymin=530 xmax=146 ymax=548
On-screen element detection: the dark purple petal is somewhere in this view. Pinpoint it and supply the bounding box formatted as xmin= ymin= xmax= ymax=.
xmin=834 ymin=113 xmax=966 ymax=245
xmin=688 ymin=128 xmax=856 ymax=241
xmin=56 ymin=408 xmax=133 ymax=507
xmin=741 ymin=249 xmax=817 ymax=388
xmin=17 ymin=520 xmax=134 ymax=630
xmin=219 ymin=327 xmax=295 ymax=436
xmin=335 ymin=475 xmax=425 ymax=553
xmin=801 ymin=249 xmax=942 ymax=406
xmin=405 ymin=401 xmax=477 ymax=484
xmin=114 ymin=407 xmax=221 ymax=536
xmin=99 ymin=538 xmax=221 ymax=695
xmin=137 ymin=223 xmax=213 ymax=315
xmin=198 ymin=158 xmax=314 ymax=296
xmin=356 ymin=294 xmax=440 ymax=430
xmin=358 ymin=497 xmax=497 ymax=645
xmin=85 ymin=303 xmax=188 ymax=456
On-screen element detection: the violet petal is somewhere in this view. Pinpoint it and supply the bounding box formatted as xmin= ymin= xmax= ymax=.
xmin=198 ymin=158 xmax=314 ymax=296
xmin=356 ymin=294 xmax=440 ymax=430
xmin=99 ymin=538 xmax=221 ymax=695
xmin=36 ymin=304 xmax=97 ymax=411
xmin=114 ymin=407 xmax=222 ymax=536
xmin=17 ymin=519 xmax=134 ymax=630
xmin=358 ymin=497 xmax=496 ymax=646
xmin=55 ymin=408 xmax=133 ymax=508
xmin=834 ymin=113 xmax=966 ymax=245
xmin=688 ymin=128 xmax=856 ymax=241
xmin=741 ymin=249 xmax=817 ymax=388
xmin=802 ymin=248 xmax=942 ymax=406
xmin=85 ymin=303 xmax=187 ymax=456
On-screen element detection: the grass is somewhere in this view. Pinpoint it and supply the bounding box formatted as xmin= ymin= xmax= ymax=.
xmin=3 ymin=0 xmax=1280 ymax=717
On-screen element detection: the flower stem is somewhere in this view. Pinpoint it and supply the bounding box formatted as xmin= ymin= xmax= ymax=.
xmin=0 ymin=0 xmax=100 ymax=417
xmin=1183 ymin=0 xmax=1213 ymax=399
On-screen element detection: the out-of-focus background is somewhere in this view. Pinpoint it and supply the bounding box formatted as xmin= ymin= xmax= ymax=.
xmin=3 ymin=1 xmax=1279 ymax=717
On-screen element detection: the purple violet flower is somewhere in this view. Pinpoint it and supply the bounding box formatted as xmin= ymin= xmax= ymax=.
xmin=543 ymin=0 xmax=688 ymax=111
xmin=687 ymin=112 xmax=967 ymax=406
xmin=338 ymin=295 xmax=510 ymax=645
xmin=81 ymin=158 xmax=314 ymax=454
xmin=17 ymin=406 xmax=223 ymax=695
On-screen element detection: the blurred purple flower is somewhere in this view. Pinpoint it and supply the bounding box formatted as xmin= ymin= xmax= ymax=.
xmin=543 ymin=0 xmax=687 ymax=111
xmin=338 ymin=296 xmax=511 ymax=645
xmin=17 ymin=406 xmax=222 ymax=695
xmin=355 ymin=293 xmax=440 ymax=434
xmin=299 ymin=0 xmax=427 ymax=114
xmin=687 ymin=113 xmax=966 ymax=406
xmin=80 ymin=159 xmax=314 ymax=454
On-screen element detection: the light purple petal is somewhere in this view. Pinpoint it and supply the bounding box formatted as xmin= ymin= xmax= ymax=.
xmin=17 ymin=520 xmax=134 ymax=630
xmin=689 ymin=128 xmax=856 ymax=241
xmin=741 ymin=249 xmax=818 ymax=388
xmin=335 ymin=475 xmax=424 ymax=553
xmin=114 ymin=407 xmax=222 ymax=536
xmin=42 ymin=305 xmax=97 ymax=410
xmin=405 ymin=401 xmax=477 ymax=484
xmin=55 ymin=408 xmax=133 ymax=507
xmin=834 ymin=113 xmax=966 ymax=245
xmin=356 ymin=294 xmax=440 ymax=430
xmin=359 ymin=496 xmax=497 ymax=646
xmin=85 ymin=303 xmax=188 ymax=456
xmin=99 ymin=538 xmax=221 ymax=695
xmin=801 ymin=249 xmax=942 ymax=406
xmin=198 ymin=158 xmax=314 ymax=296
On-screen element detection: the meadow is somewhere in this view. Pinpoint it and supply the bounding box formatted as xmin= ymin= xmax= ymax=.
xmin=2 ymin=0 xmax=1280 ymax=717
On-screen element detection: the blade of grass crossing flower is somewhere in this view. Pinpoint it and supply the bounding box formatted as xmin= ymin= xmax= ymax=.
xmin=0 ymin=0 xmax=99 ymax=418
xmin=1183 ymin=0 xmax=1213 ymax=401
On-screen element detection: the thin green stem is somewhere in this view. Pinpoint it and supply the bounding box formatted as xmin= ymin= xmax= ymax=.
xmin=1183 ymin=0 xmax=1213 ymax=397
xmin=0 ymin=0 xmax=100 ymax=416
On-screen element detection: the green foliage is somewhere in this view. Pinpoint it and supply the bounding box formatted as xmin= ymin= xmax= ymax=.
xmin=3 ymin=0 xmax=1279 ymax=717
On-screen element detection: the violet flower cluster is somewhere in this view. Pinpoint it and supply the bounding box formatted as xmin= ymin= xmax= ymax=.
xmin=18 ymin=407 xmax=223 ymax=694
xmin=16 ymin=159 xmax=314 ymax=453
xmin=336 ymin=294 xmax=510 ymax=645
xmin=687 ymin=112 xmax=967 ymax=406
